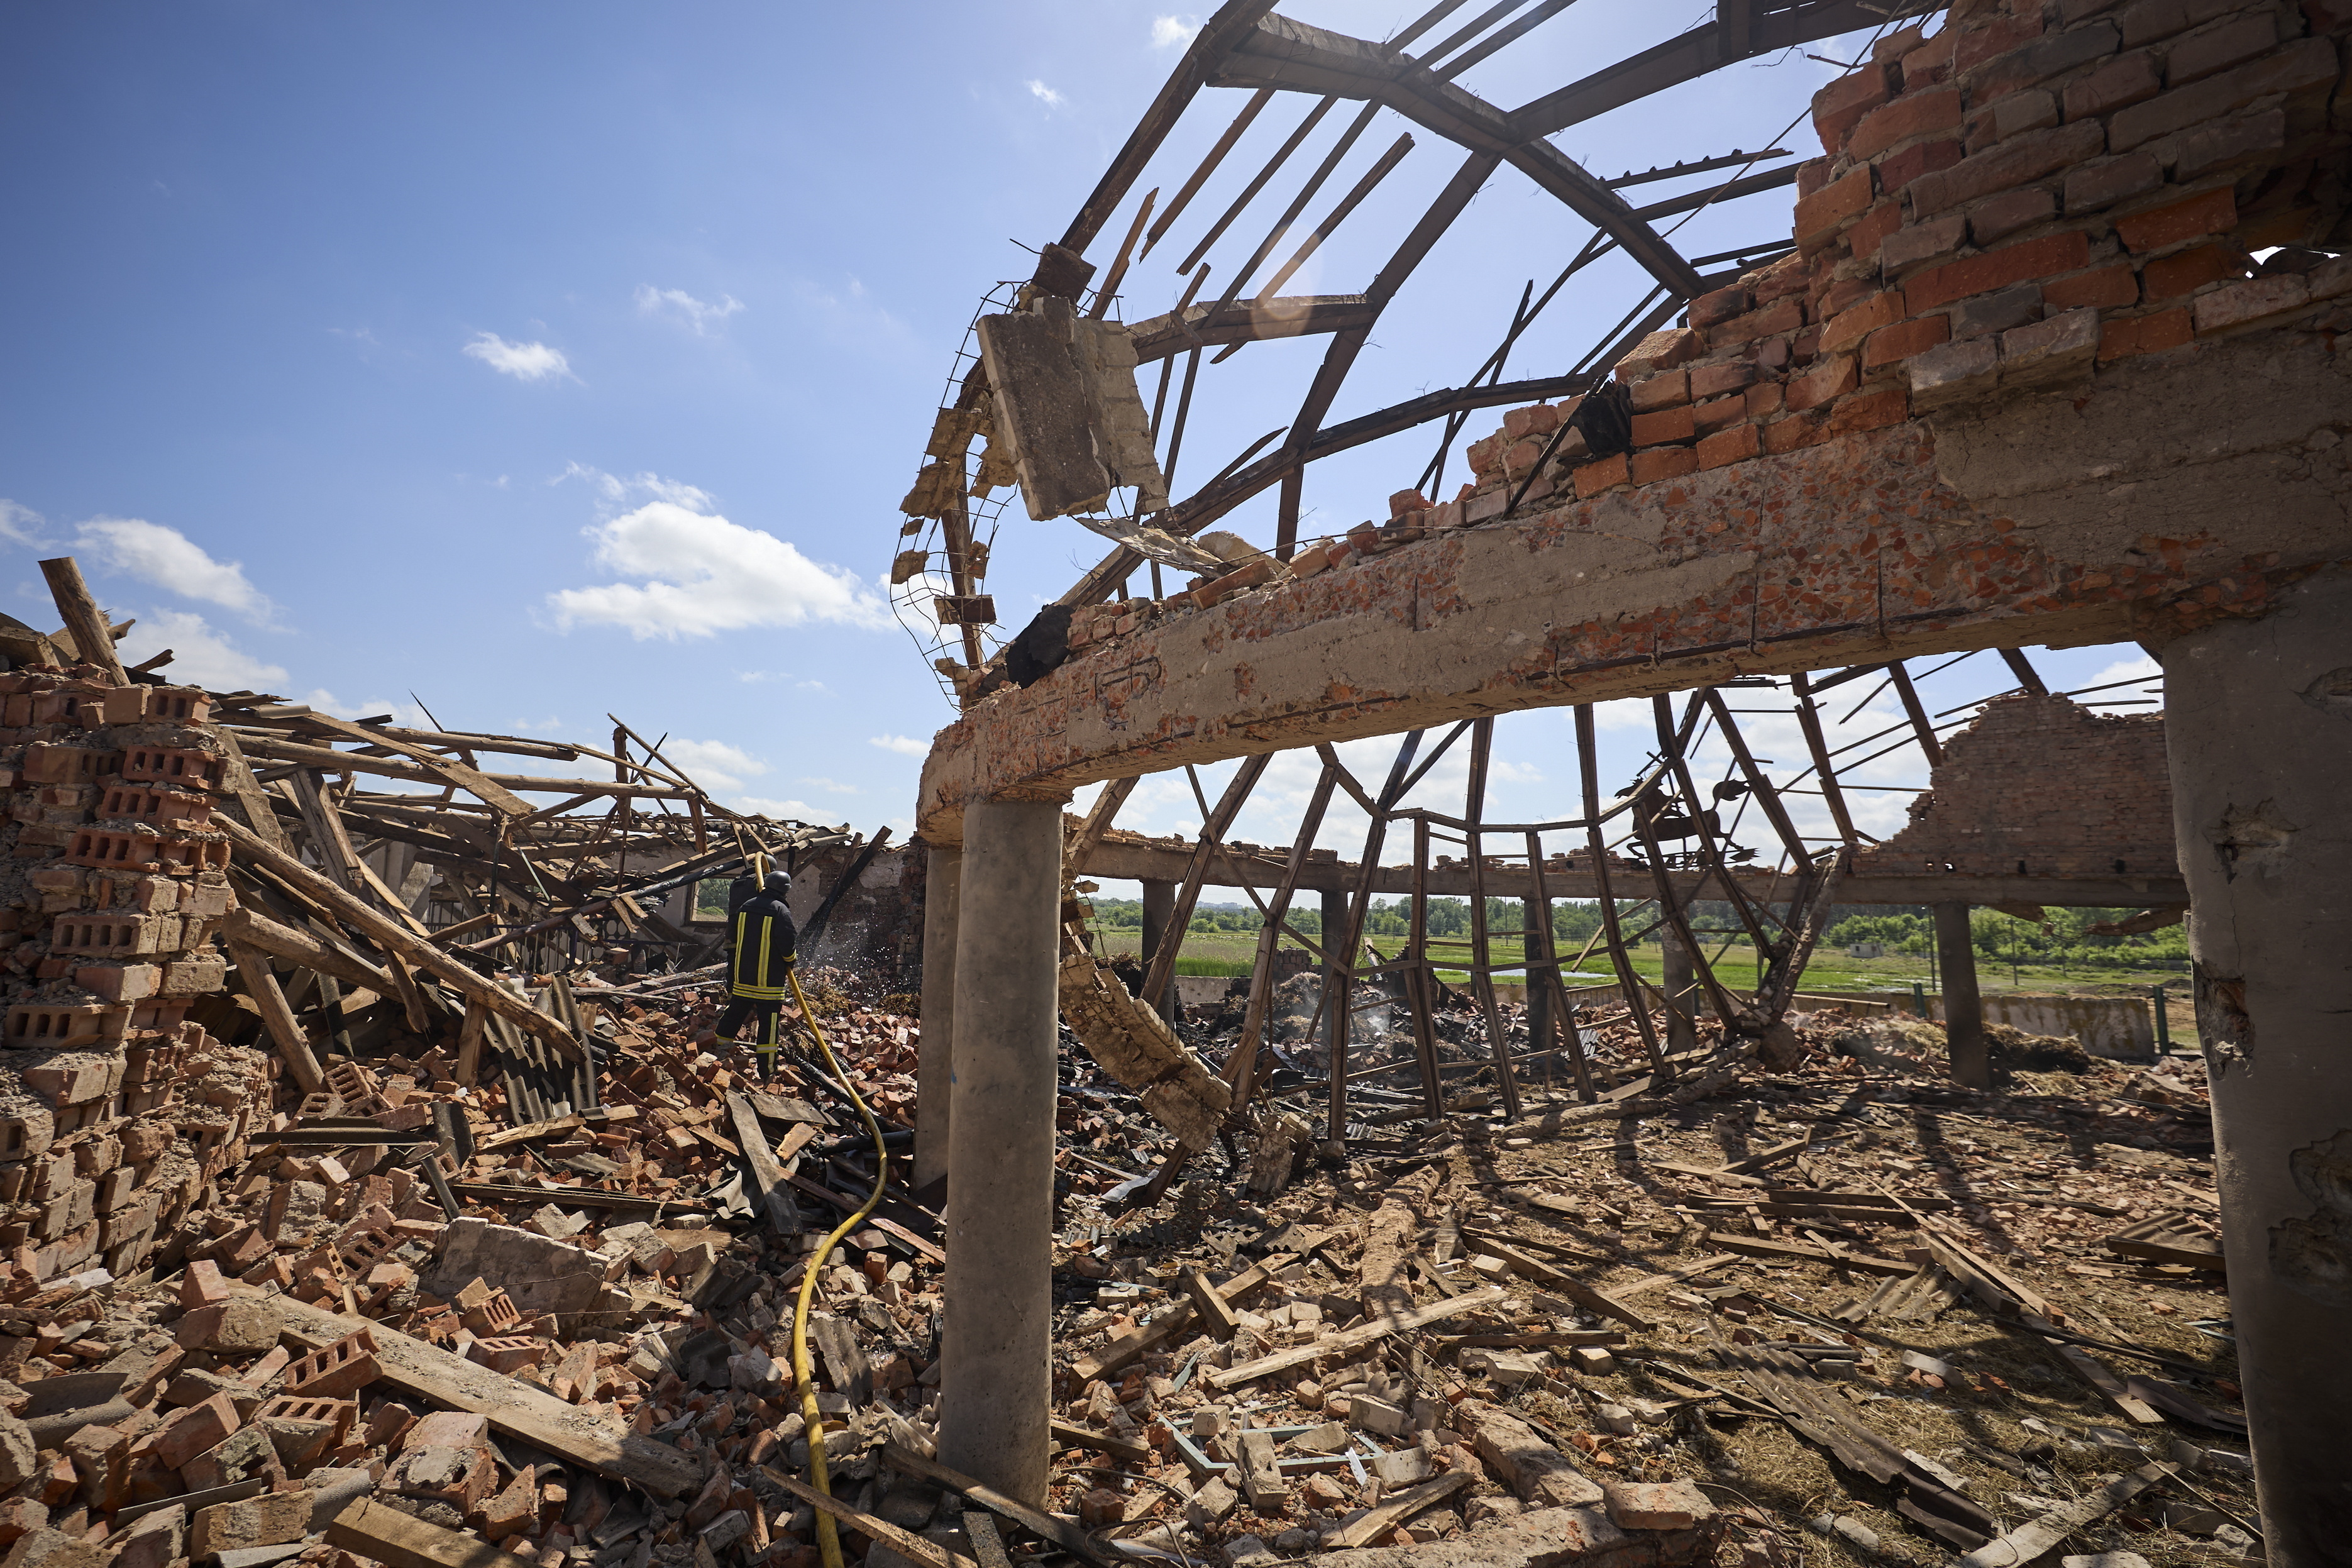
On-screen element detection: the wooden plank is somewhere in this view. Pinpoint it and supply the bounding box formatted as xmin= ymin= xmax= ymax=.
xmin=329 ymin=1498 xmax=535 ymax=1568
xmin=1611 ymin=1254 xmax=1740 ymax=1298
xmin=226 ymin=938 xmax=324 ymax=1094
xmin=782 ymin=1175 xmax=942 ymax=1264
xmin=1071 ymin=1254 xmax=1294 ymax=1382
xmin=299 ymin=712 xmax=534 ymax=817
xmin=1324 ymin=1471 xmax=1471 ymax=1550
xmin=876 ymin=1444 xmax=1112 ymax=1567
xmin=1703 ymin=1233 xmax=1914 ymax=1276
xmin=259 ymin=1291 xmax=700 ymax=1497
xmin=218 ymin=816 xmax=582 ymax=1061
xmin=448 ymin=1183 xmax=705 ymax=1215
xmin=229 ymin=735 xmax=700 ymax=798
xmin=1428 ymin=1330 xmax=1625 ymax=1349
xmin=1184 ymin=1266 xmax=1239 ymax=1340
xmin=728 ymin=1091 xmax=802 ymax=1237
xmin=476 ymin=1113 xmax=584 ymax=1153
xmin=761 ymin=1468 xmax=977 ymax=1568
xmin=1471 ymin=1240 xmax=1657 ymax=1330
xmin=1208 ymin=1286 xmax=1506 ymax=1389
xmin=1956 ymin=1463 xmax=2174 ymax=1568
xmin=1049 ymin=1418 xmax=1153 ymax=1465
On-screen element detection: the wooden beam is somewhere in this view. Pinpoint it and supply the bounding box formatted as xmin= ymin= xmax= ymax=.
xmin=263 ymin=1293 xmax=702 ymax=1496
xmin=226 ymin=939 xmax=324 ymax=1094
xmin=229 ymin=736 xmax=699 ymax=798
xmin=328 ymin=1498 xmax=536 ymax=1568
xmin=218 ymin=815 xmax=583 ymax=1062
xmin=36 ymin=556 xmax=126 ymax=684
xmin=727 ymin=1091 xmax=803 ymax=1237
xmin=1207 ymin=1286 xmax=1506 ymax=1388
xmin=1071 ymin=1252 xmax=1297 ymax=1383
xmin=874 ymin=1445 xmax=1113 ymax=1568
xmin=763 ymin=1467 xmax=980 ymax=1568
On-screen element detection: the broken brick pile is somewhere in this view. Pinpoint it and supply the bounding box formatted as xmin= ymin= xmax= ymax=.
xmin=0 ymin=666 xmax=271 ymax=1291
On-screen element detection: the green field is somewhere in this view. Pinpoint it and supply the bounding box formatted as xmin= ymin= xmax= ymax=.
xmin=1085 ymin=925 xmax=2187 ymax=1008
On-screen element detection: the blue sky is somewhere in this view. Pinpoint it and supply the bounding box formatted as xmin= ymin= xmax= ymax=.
xmin=0 ymin=2 xmax=2159 ymax=872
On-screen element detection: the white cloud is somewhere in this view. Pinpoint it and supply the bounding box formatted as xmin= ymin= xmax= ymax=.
xmin=113 ymin=609 xmax=289 ymax=692
xmin=303 ymin=690 xmax=432 ymax=728
xmin=634 ymin=285 xmax=744 ymax=335
xmin=737 ymin=796 xmax=835 ymax=823
xmin=661 ymin=738 xmax=769 ymax=795
xmin=1027 ymin=79 xmax=1065 ymax=108
xmin=547 ymin=500 xmax=887 ymax=640
xmin=869 ymin=734 xmax=928 ymax=757
xmin=463 ymin=332 xmax=571 ymax=382
xmin=800 ymin=776 xmax=861 ymax=795
xmin=75 ymin=517 xmax=279 ymax=625
xmin=0 ymin=500 xmax=52 ymax=548
xmin=555 ymin=463 xmax=714 ymax=512
xmin=1151 ymin=15 xmax=1200 ymax=47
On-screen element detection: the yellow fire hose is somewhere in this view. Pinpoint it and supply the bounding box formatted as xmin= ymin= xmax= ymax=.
xmin=783 ymin=962 xmax=888 ymax=1568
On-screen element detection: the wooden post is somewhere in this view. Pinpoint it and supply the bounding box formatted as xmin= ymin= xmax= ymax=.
xmin=1139 ymin=880 xmax=1176 ymax=1020
xmin=455 ymin=997 xmax=489 ymax=1088
xmin=228 ymin=941 xmax=324 ymax=1093
xmin=36 ymin=557 xmax=127 ymax=684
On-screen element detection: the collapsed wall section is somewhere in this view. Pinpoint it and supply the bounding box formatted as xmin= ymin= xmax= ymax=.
xmin=0 ymin=668 xmax=272 ymax=1289
xmin=1853 ymin=692 xmax=2178 ymax=878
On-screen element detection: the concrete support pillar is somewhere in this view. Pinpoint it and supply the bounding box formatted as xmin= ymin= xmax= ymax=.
xmin=1139 ymin=879 xmax=1176 ymax=1019
xmin=1321 ymin=888 xmax=1349 ymax=1064
xmin=2163 ymin=570 xmax=2352 ymax=1563
xmin=911 ymin=844 xmax=961 ymax=1196
xmin=936 ymin=797 xmax=1063 ymax=1506
xmin=1933 ymin=902 xmax=1989 ymax=1088
xmin=1660 ymin=930 xmax=1697 ymax=1052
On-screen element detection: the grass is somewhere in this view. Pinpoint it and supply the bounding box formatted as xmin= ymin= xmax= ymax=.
xmin=1087 ymin=924 xmax=2191 ymax=1017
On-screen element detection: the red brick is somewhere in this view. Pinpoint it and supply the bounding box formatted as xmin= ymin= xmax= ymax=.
xmin=1711 ymin=295 xmax=1805 ymax=349
xmin=1862 ymin=314 xmax=1952 ymax=368
xmin=2063 ymin=49 xmax=2160 ymax=118
xmin=153 ymin=1393 xmax=240 ymax=1469
xmin=1689 ymin=284 xmax=1750 ymax=328
xmin=1744 ymin=381 xmax=1785 ymax=420
xmin=2097 ymin=307 xmax=2194 ymax=359
xmin=2044 ymin=263 xmax=2141 ymax=311
xmin=2167 ymin=13 xmax=2283 ymax=86
xmin=2192 ymin=272 xmax=2311 ymax=333
xmin=2114 ymin=187 xmax=2237 ymax=253
xmin=181 ymin=1257 xmax=228 ymax=1310
xmin=2110 ymin=37 xmax=2338 ymax=150
xmin=1629 ymin=406 xmax=1696 ymax=447
xmin=1881 ymin=213 xmax=1969 ymax=275
xmin=1628 ymin=370 xmax=1689 ymax=412
xmin=1812 ymin=65 xmax=1896 ymax=152
xmin=2141 ymin=243 xmax=2241 ymax=299
xmin=1689 ymin=360 xmax=1757 ymax=399
xmin=1902 ymin=28 xmax=1957 ymax=86
xmin=1821 ymin=290 xmax=1907 ymax=355
xmin=1762 ymin=414 xmax=1823 ymax=455
xmin=1826 ymin=387 xmax=1911 ymax=434
xmin=1796 ymin=166 xmax=1874 ymax=251
xmin=1851 ymin=88 xmax=1963 ymax=160
xmin=1908 ymin=121 xmax=2104 ymax=218
xmin=2063 ymin=151 xmax=2163 ymax=214
xmin=1628 ymin=448 xmax=1699 ymax=484
xmin=1973 ymin=186 xmax=2060 ymax=246
xmin=1785 ymin=353 xmax=1860 ymax=412
xmin=1848 ymin=199 xmax=1905 ymax=262
xmin=1962 ymin=19 xmax=2117 ymax=102
xmin=1876 ymin=138 xmax=1964 ymax=196
xmin=1952 ymin=12 xmax=2047 ymax=77
xmin=2119 ymin=0 xmax=2242 ymax=50
xmin=1572 ymin=455 xmax=1627 ymax=497
xmin=1907 ymin=231 xmax=2094 ymax=311
xmin=1696 ymin=424 xmax=1762 ymax=469
xmin=1692 ymin=394 xmax=1747 ymax=434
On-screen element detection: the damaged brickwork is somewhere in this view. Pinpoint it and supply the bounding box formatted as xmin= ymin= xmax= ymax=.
xmin=1853 ymin=692 xmax=2177 ymax=878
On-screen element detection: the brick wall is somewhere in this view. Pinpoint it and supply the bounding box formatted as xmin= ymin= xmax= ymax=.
xmin=1352 ymin=0 xmax=2352 ymax=540
xmin=0 ymin=667 xmax=270 ymax=1289
xmin=1852 ymin=692 xmax=2177 ymax=877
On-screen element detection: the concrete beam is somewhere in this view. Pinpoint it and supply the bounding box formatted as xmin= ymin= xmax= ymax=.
xmin=1078 ymin=837 xmax=2185 ymax=909
xmin=920 ymin=334 xmax=2352 ymax=844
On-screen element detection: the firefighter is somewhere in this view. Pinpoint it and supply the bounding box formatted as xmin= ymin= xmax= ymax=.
xmin=714 ymin=868 xmax=797 ymax=1074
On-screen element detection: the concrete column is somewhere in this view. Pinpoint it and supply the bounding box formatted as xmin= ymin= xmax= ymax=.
xmin=1933 ymin=902 xmax=1989 ymax=1088
xmin=911 ymin=844 xmax=961 ymax=1196
xmin=2163 ymin=570 xmax=2352 ymax=1564
xmin=1139 ymin=879 xmax=1176 ymax=1019
xmin=1660 ymin=930 xmax=1697 ymax=1052
xmin=1321 ymin=888 xmax=1350 ymax=1064
xmin=937 ymin=797 xmax=1063 ymax=1508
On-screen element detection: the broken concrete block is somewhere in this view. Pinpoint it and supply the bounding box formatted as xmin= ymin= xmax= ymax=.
xmin=0 ymin=1528 xmax=102 ymax=1568
xmin=152 ymin=1393 xmax=242 ymax=1470
xmin=1235 ymin=1430 xmax=1285 ymax=1513
xmin=1569 ymin=1347 xmax=1618 ymax=1376
xmin=283 ymin=1328 xmax=380 ymax=1400
xmin=421 ymin=1219 xmax=622 ymax=1318
xmin=110 ymin=1503 xmax=182 ymax=1568
xmin=1467 ymin=1408 xmax=1604 ymax=1509
xmin=1367 ymin=1448 xmax=1431 ymax=1486
xmin=1347 ymin=1396 xmax=1408 ymax=1437
xmin=1602 ymin=1481 xmax=1711 ymax=1530
xmin=0 ymin=1415 xmax=35 ymax=1490
xmin=1184 ymin=1476 xmax=1236 ymax=1528
xmin=174 ymin=1300 xmax=279 ymax=1356
xmin=189 ymin=1491 xmax=314 ymax=1559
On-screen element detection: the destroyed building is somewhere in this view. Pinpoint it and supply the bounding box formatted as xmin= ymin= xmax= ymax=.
xmin=0 ymin=4 xmax=2343 ymax=1568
